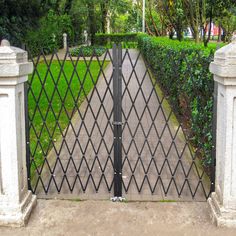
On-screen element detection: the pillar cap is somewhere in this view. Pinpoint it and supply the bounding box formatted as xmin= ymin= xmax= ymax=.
xmin=210 ymin=36 xmax=236 ymax=78
xmin=0 ymin=39 xmax=28 ymax=64
xmin=0 ymin=40 xmax=32 ymax=79
xmin=214 ymin=36 xmax=236 ymax=66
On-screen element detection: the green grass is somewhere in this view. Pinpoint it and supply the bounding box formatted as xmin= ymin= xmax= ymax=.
xmin=28 ymin=60 xmax=109 ymax=173
xmin=159 ymin=200 xmax=176 ymax=203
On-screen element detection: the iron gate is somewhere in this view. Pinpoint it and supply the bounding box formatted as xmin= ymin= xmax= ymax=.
xmin=26 ymin=44 xmax=213 ymax=201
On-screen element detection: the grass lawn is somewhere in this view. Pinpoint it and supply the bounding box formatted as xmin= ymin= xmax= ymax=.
xmin=28 ymin=59 xmax=109 ymax=174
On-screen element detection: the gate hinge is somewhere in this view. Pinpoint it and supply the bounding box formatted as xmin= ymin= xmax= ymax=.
xmin=110 ymin=196 xmax=126 ymax=202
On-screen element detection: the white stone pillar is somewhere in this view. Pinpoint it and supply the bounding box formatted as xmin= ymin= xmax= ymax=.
xmin=0 ymin=40 xmax=36 ymax=227
xmin=63 ymin=33 xmax=68 ymax=50
xmin=208 ymin=36 xmax=236 ymax=227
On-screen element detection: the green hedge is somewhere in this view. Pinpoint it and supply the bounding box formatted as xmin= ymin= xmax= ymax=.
xmin=70 ymin=46 xmax=106 ymax=57
xmin=95 ymin=33 xmax=137 ymax=47
xmin=137 ymin=34 xmax=219 ymax=168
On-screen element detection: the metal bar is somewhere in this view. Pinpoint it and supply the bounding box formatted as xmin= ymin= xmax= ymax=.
xmin=24 ymin=82 xmax=32 ymax=191
xmin=211 ymin=81 xmax=218 ymax=193
xmin=113 ymin=44 xmax=123 ymax=197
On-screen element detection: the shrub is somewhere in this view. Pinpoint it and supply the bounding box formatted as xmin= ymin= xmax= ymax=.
xmin=24 ymin=10 xmax=73 ymax=56
xmin=95 ymin=33 xmax=137 ymax=47
xmin=70 ymin=46 xmax=106 ymax=57
xmin=137 ymin=34 xmax=219 ymax=168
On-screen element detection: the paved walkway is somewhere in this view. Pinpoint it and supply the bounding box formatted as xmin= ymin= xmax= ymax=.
xmin=1 ymin=200 xmax=236 ymax=236
xmin=35 ymin=49 xmax=210 ymax=201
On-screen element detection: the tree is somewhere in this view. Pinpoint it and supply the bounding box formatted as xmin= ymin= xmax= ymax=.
xmin=181 ymin=0 xmax=235 ymax=46
xmin=100 ymin=0 xmax=110 ymax=33
xmin=213 ymin=0 xmax=236 ymax=42
xmin=64 ymin=0 xmax=73 ymax=14
xmin=158 ymin=0 xmax=186 ymax=41
xmin=220 ymin=8 xmax=236 ymax=42
xmin=0 ymin=0 xmax=41 ymax=45
xmin=110 ymin=0 xmax=133 ymax=32
xmin=87 ymin=0 xmax=96 ymax=45
xmin=145 ymin=0 xmax=167 ymax=36
xmin=182 ymin=0 xmax=202 ymax=43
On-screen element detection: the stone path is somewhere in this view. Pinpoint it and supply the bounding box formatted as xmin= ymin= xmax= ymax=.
xmin=35 ymin=49 xmax=210 ymax=201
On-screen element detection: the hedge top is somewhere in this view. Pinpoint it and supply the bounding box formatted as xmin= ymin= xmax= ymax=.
xmin=137 ymin=33 xmax=225 ymax=55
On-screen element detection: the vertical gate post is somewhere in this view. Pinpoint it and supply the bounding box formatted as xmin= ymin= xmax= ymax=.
xmin=0 ymin=40 xmax=36 ymax=226
xmin=112 ymin=44 xmax=123 ymax=199
xmin=208 ymin=36 xmax=236 ymax=227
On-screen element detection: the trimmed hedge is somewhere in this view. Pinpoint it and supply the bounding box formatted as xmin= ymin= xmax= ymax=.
xmin=95 ymin=33 xmax=137 ymax=46
xmin=70 ymin=46 xmax=106 ymax=57
xmin=137 ymin=34 xmax=219 ymax=168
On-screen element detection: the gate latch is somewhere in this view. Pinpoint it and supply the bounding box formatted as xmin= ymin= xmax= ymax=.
xmin=113 ymin=121 xmax=123 ymax=126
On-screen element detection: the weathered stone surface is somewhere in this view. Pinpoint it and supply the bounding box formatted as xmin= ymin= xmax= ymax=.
xmin=0 ymin=41 xmax=36 ymax=227
xmin=1 ymin=200 xmax=236 ymax=235
xmin=208 ymin=37 xmax=236 ymax=227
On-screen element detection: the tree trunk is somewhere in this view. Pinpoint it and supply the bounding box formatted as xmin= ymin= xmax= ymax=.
xmin=87 ymin=1 xmax=96 ymax=45
xmin=149 ymin=13 xmax=160 ymax=36
xmin=176 ymin=25 xmax=183 ymax=41
xmin=203 ymin=7 xmax=213 ymax=47
xmin=191 ymin=26 xmax=199 ymax=43
xmin=221 ymin=26 xmax=226 ymax=42
xmin=204 ymin=22 xmax=212 ymax=47
xmin=218 ymin=24 xmax=222 ymax=42
xmin=100 ymin=1 xmax=110 ymax=33
xmin=169 ymin=28 xmax=174 ymax=39
xmin=64 ymin=0 xmax=73 ymax=14
xmin=106 ymin=10 xmax=111 ymax=33
xmin=146 ymin=21 xmax=155 ymax=36
xmin=100 ymin=3 xmax=106 ymax=33
xmin=195 ymin=30 xmax=200 ymax=43
xmin=186 ymin=0 xmax=200 ymax=43
xmin=148 ymin=1 xmax=160 ymax=36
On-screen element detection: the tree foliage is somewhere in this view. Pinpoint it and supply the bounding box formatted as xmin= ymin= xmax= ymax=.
xmin=1 ymin=0 xmax=236 ymax=48
xmin=0 ymin=0 xmax=41 ymax=45
xmin=151 ymin=0 xmax=236 ymax=44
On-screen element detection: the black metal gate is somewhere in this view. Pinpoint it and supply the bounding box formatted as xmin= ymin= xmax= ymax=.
xmin=26 ymin=44 xmax=213 ymax=201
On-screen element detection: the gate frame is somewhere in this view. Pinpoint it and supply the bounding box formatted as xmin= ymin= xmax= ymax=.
xmin=112 ymin=44 xmax=123 ymax=198
xmin=26 ymin=44 xmax=213 ymax=201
